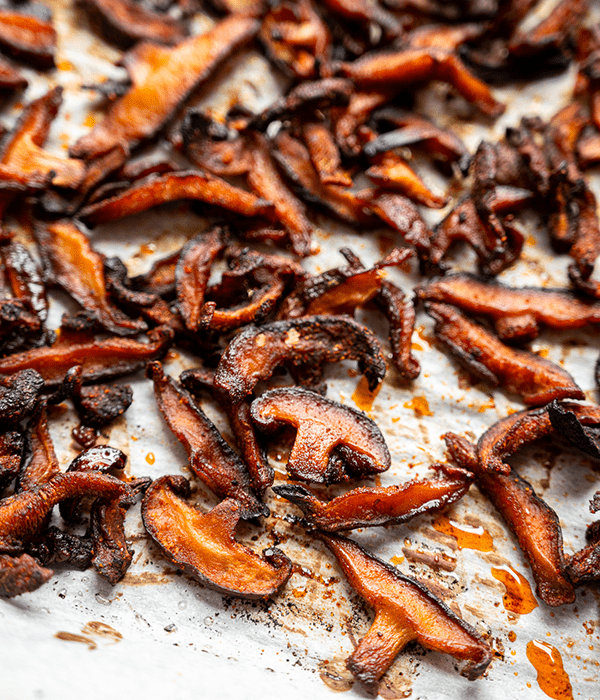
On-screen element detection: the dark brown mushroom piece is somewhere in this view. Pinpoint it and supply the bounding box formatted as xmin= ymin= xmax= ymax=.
xmin=418 ymin=273 xmax=600 ymax=343
xmin=273 ymin=463 xmax=472 ymax=530
xmin=0 ymin=368 xmax=44 ymax=427
xmin=319 ymin=532 xmax=493 ymax=686
xmin=16 ymin=403 xmax=58 ymax=492
xmin=0 ymin=325 xmax=173 ymax=387
xmin=0 ymin=553 xmax=53 ymax=598
xmin=214 ymin=315 xmax=386 ymax=405
xmin=147 ymin=361 xmax=265 ymax=518
xmin=0 ymin=430 xmax=24 ymax=492
xmin=444 ymin=430 xmax=575 ymax=607
xmin=425 ymin=302 xmax=584 ymax=405
xmin=142 ymin=475 xmax=292 ymax=599
xmin=80 ymin=0 xmax=187 ymax=48
xmin=0 ymin=8 xmax=56 ymax=68
xmin=251 ymin=387 xmax=390 ymax=483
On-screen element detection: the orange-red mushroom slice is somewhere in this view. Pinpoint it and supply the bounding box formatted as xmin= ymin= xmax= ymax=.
xmin=319 ymin=532 xmax=492 ymax=685
xmin=142 ymin=475 xmax=292 ymax=599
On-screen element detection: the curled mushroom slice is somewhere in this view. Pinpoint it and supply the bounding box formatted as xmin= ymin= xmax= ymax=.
xmin=565 ymin=523 xmax=600 ymax=585
xmin=478 ymin=402 xmax=600 ymax=476
xmin=81 ymin=0 xmax=186 ymax=48
xmin=71 ymin=15 xmax=259 ymax=159
xmin=338 ymin=47 xmax=504 ymax=117
xmin=175 ymin=226 xmax=227 ymax=332
xmin=0 ymin=8 xmax=56 ymax=68
xmin=17 ymin=404 xmax=59 ymax=492
xmin=251 ymin=387 xmax=390 ymax=483
xmin=142 ymin=475 xmax=292 ymax=599
xmin=79 ymin=170 xmax=273 ymax=226
xmin=419 ymin=273 xmax=600 ymax=342
xmin=0 ymin=471 xmax=131 ymax=552
xmin=444 ymin=431 xmax=575 ymax=607
xmin=425 ymin=302 xmax=584 ymax=406
xmin=147 ymin=361 xmax=265 ymax=518
xmin=0 ymin=87 xmax=85 ymax=191
xmin=273 ymin=463 xmax=472 ymax=530
xmin=0 ymin=326 xmax=173 ymax=387
xmin=214 ymin=315 xmax=386 ymax=404
xmin=319 ymin=532 xmax=492 ymax=685
xmin=35 ymin=219 xmax=147 ymax=336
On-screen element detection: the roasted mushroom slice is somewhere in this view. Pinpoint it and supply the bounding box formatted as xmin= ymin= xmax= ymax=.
xmin=418 ymin=273 xmax=600 ymax=342
xmin=148 ymin=361 xmax=265 ymax=518
xmin=35 ymin=219 xmax=147 ymax=336
xmin=0 ymin=553 xmax=53 ymax=598
xmin=477 ymin=402 xmax=600 ymax=476
xmin=0 ymin=8 xmax=56 ymax=68
xmin=79 ymin=170 xmax=273 ymax=226
xmin=175 ymin=226 xmax=227 ymax=332
xmin=142 ymin=475 xmax=292 ymax=599
xmin=273 ymin=463 xmax=472 ymax=530
xmin=0 ymin=326 xmax=173 ymax=387
xmin=80 ymin=0 xmax=186 ymax=48
xmin=0 ymin=87 xmax=85 ymax=193
xmin=17 ymin=404 xmax=58 ymax=492
xmin=302 ymin=121 xmax=352 ymax=187
xmin=251 ymin=387 xmax=390 ymax=483
xmin=444 ymin=431 xmax=575 ymax=607
xmin=319 ymin=532 xmax=492 ymax=685
xmin=214 ymin=315 xmax=386 ymax=404
xmin=71 ymin=15 xmax=259 ymax=159
xmin=425 ymin=302 xmax=584 ymax=405
xmin=72 ymin=383 xmax=133 ymax=430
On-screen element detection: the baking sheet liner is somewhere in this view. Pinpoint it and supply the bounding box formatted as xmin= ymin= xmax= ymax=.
xmin=1 ymin=1 xmax=599 ymax=698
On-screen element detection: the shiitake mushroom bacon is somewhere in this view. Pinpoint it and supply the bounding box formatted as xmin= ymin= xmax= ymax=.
xmin=319 ymin=532 xmax=492 ymax=686
xmin=142 ymin=475 xmax=292 ymax=599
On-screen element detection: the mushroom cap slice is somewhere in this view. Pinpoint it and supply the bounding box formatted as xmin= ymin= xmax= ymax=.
xmin=252 ymin=386 xmax=391 ymax=483
xmin=142 ymin=475 xmax=292 ymax=600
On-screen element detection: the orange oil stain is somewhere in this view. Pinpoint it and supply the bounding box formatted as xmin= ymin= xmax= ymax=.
xmin=390 ymin=556 xmax=404 ymax=566
xmin=411 ymin=341 xmax=425 ymax=352
xmin=352 ymin=376 xmax=382 ymax=412
xmin=83 ymin=114 xmax=97 ymax=128
xmin=57 ymin=60 xmax=73 ymax=71
xmin=491 ymin=565 xmax=538 ymax=614
xmin=416 ymin=324 xmax=435 ymax=345
xmin=526 ymin=639 xmax=573 ymax=700
xmin=146 ymin=453 xmax=155 ymax=465
xmin=537 ymin=347 xmax=550 ymax=358
xmin=404 ymin=395 xmax=433 ymax=418
xmin=432 ymin=515 xmax=493 ymax=551
xmin=508 ymin=631 xmax=517 ymax=643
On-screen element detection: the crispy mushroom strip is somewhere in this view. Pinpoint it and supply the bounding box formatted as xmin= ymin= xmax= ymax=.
xmin=142 ymin=475 xmax=291 ymax=599
xmin=0 ymin=87 xmax=85 ymax=192
xmin=79 ymin=170 xmax=273 ymax=226
xmin=319 ymin=532 xmax=492 ymax=685
xmin=251 ymin=387 xmax=391 ymax=483
xmin=547 ymin=400 xmax=600 ymax=460
xmin=81 ymin=0 xmax=186 ymax=48
xmin=565 ymin=518 xmax=600 ymax=585
xmin=0 ymin=471 xmax=132 ymax=553
xmin=425 ymin=302 xmax=584 ymax=406
xmin=71 ymin=15 xmax=259 ymax=159
xmin=175 ymin=226 xmax=227 ymax=332
xmin=273 ymin=463 xmax=472 ymax=530
xmin=322 ymin=0 xmax=403 ymax=39
xmin=302 ymin=121 xmax=352 ymax=188
xmin=244 ymin=132 xmax=314 ymax=258
xmin=477 ymin=402 xmax=600 ymax=475
xmin=17 ymin=404 xmax=59 ymax=492
xmin=418 ymin=273 xmax=600 ymax=343
xmin=0 ymin=325 xmax=173 ymax=387
xmin=444 ymin=431 xmax=575 ymax=607
xmin=248 ymin=77 xmax=353 ymax=132
xmin=0 ymin=8 xmax=56 ymax=69
xmin=337 ymin=44 xmax=504 ymax=118
xmin=368 ymin=106 xmax=471 ymax=173
xmin=35 ymin=219 xmax=147 ymax=336
xmin=148 ymin=361 xmax=265 ymax=519
xmin=214 ymin=315 xmax=386 ymax=405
